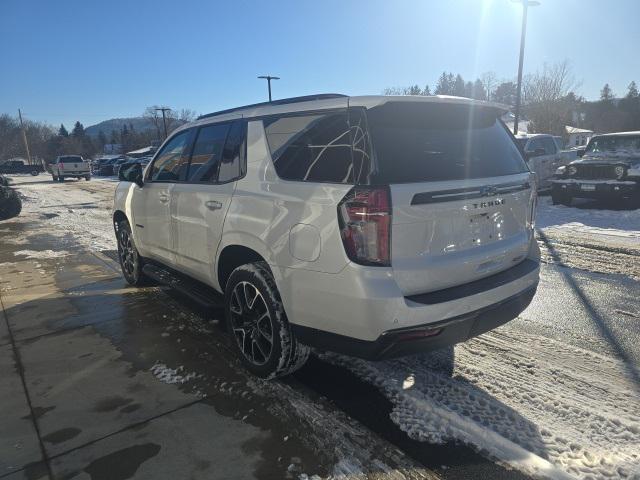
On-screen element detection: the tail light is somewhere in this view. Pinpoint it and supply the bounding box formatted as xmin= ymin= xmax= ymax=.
xmin=338 ymin=186 xmax=391 ymax=266
xmin=527 ymin=188 xmax=537 ymax=229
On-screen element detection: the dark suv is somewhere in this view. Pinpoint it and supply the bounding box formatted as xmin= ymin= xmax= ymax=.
xmin=551 ymin=131 xmax=640 ymax=206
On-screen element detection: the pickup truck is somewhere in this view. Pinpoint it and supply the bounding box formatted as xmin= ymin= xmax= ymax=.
xmin=516 ymin=134 xmax=577 ymax=190
xmin=0 ymin=159 xmax=44 ymax=176
xmin=51 ymin=155 xmax=91 ymax=182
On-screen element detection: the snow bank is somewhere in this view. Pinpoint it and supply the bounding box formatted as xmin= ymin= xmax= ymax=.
xmin=150 ymin=363 xmax=198 ymax=385
xmin=321 ymin=331 xmax=640 ymax=480
xmin=537 ymin=197 xmax=640 ymax=241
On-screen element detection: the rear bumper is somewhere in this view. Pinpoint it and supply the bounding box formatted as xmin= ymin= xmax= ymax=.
xmin=277 ymin=240 xmax=540 ymax=359
xmin=291 ymin=285 xmax=537 ymax=360
xmin=552 ymin=179 xmax=639 ymax=199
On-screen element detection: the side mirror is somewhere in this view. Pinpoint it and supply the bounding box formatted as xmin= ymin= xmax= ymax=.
xmin=119 ymin=163 xmax=144 ymax=187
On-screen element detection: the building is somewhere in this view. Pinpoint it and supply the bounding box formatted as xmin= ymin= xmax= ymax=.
xmin=565 ymin=126 xmax=593 ymax=147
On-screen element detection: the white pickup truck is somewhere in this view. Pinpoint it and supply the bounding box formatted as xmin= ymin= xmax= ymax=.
xmin=515 ymin=134 xmax=577 ymax=190
xmin=51 ymin=155 xmax=91 ymax=182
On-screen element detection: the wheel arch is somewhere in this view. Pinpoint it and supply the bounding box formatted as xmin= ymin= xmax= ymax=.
xmin=217 ymin=244 xmax=269 ymax=292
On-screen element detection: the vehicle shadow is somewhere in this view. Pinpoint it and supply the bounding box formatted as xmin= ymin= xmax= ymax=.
xmin=537 ymin=228 xmax=640 ymax=390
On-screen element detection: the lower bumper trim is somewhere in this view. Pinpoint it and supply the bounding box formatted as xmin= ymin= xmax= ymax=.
xmin=291 ymin=285 xmax=538 ymax=360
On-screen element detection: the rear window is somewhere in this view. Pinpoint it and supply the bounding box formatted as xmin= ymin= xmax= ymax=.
xmin=59 ymin=156 xmax=83 ymax=162
xmin=367 ymin=102 xmax=527 ymax=184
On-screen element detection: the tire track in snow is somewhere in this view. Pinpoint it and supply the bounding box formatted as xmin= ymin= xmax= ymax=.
xmin=321 ymin=330 xmax=640 ymax=479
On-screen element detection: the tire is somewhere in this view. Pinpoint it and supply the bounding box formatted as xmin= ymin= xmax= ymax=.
xmin=52 ymin=175 xmax=58 ymax=182
xmin=115 ymin=219 xmax=150 ymax=286
xmin=0 ymin=175 xmax=8 ymax=187
xmin=0 ymin=187 xmax=22 ymax=220
xmin=225 ymin=262 xmax=310 ymax=379
xmin=85 ymin=175 xmax=91 ymax=181
xmin=551 ymin=191 xmax=571 ymax=206
xmin=58 ymin=176 xmax=65 ymax=182
xmin=31 ymin=170 xmax=39 ymax=176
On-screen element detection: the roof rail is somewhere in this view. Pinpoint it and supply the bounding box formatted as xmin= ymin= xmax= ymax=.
xmin=197 ymin=94 xmax=347 ymax=120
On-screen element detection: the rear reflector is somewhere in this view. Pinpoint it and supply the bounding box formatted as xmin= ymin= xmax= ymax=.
xmin=338 ymin=186 xmax=391 ymax=266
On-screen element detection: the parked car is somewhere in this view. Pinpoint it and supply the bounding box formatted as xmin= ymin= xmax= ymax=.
xmin=551 ymin=131 xmax=640 ymax=206
xmin=515 ymin=134 xmax=577 ymax=190
xmin=0 ymin=185 xmax=22 ymax=220
xmin=0 ymin=159 xmax=43 ymax=176
xmin=113 ymin=158 xmax=138 ymax=178
xmin=113 ymin=94 xmax=540 ymax=378
xmin=51 ymin=155 xmax=91 ymax=181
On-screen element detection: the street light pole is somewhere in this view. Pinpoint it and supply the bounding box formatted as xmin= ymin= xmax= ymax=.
xmin=155 ymin=107 xmax=171 ymax=140
xmin=512 ymin=0 xmax=540 ymax=135
xmin=258 ymin=75 xmax=280 ymax=102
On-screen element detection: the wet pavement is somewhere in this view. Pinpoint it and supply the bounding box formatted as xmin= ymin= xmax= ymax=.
xmin=0 ymin=212 xmax=433 ymax=479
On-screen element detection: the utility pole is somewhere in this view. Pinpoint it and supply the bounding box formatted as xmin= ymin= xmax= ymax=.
xmin=155 ymin=107 xmax=171 ymax=140
xmin=258 ymin=75 xmax=280 ymax=102
xmin=512 ymin=0 xmax=539 ymax=135
xmin=18 ymin=109 xmax=33 ymax=165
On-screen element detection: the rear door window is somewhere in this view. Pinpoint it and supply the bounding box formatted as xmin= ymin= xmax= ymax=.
xmin=149 ymin=130 xmax=192 ymax=182
xmin=366 ymin=102 xmax=527 ymax=184
xmin=187 ymin=123 xmax=230 ymax=182
xmin=264 ymin=112 xmax=353 ymax=183
xmin=541 ymin=137 xmax=557 ymax=155
xmin=218 ymin=121 xmax=246 ymax=183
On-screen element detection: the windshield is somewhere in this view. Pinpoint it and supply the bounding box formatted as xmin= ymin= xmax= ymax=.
xmin=586 ymin=135 xmax=640 ymax=154
xmin=366 ymin=102 xmax=527 ymax=183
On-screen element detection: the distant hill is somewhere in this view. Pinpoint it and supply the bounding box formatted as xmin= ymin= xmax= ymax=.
xmin=85 ymin=117 xmax=156 ymax=137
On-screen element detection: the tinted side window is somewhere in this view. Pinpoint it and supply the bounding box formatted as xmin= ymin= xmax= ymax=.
xmin=187 ymin=123 xmax=230 ymax=182
xmin=541 ymin=137 xmax=556 ymax=154
xmin=264 ymin=112 xmax=353 ymax=183
xmin=527 ymin=137 xmax=543 ymax=152
xmin=149 ymin=131 xmax=191 ymax=182
xmin=218 ymin=121 xmax=246 ymax=183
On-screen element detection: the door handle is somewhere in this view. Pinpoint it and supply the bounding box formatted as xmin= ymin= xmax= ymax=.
xmin=205 ymin=200 xmax=223 ymax=211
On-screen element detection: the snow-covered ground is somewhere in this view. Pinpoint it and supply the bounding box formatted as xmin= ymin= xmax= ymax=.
xmin=323 ymin=330 xmax=640 ymax=480
xmin=537 ymin=196 xmax=640 ymax=249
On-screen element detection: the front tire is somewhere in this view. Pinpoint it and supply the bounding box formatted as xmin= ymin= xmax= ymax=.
xmin=31 ymin=170 xmax=39 ymax=176
xmin=115 ymin=220 xmax=149 ymax=286
xmin=551 ymin=190 xmax=571 ymax=206
xmin=225 ymin=262 xmax=310 ymax=378
xmin=0 ymin=187 xmax=22 ymax=220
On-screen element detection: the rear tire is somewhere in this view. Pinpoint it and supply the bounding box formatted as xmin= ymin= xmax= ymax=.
xmin=52 ymin=175 xmax=58 ymax=182
xmin=225 ymin=262 xmax=310 ymax=379
xmin=30 ymin=170 xmax=39 ymax=176
xmin=115 ymin=219 xmax=150 ymax=286
xmin=0 ymin=187 xmax=22 ymax=220
xmin=58 ymin=176 xmax=65 ymax=182
xmin=85 ymin=175 xmax=91 ymax=181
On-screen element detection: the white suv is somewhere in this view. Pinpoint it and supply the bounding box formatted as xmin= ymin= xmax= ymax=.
xmin=114 ymin=94 xmax=540 ymax=378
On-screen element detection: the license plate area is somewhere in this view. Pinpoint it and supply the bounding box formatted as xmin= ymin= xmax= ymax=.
xmin=580 ymin=184 xmax=596 ymax=191
xmin=469 ymin=212 xmax=503 ymax=246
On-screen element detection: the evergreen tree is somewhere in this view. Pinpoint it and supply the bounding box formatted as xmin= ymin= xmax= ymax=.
xmin=626 ymin=81 xmax=639 ymax=99
xmin=472 ymin=79 xmax=487 ymax=100
xmin=407 ymin=85 xmax=422 ymax=95
xmin=423 ymin=84 xmax=431 ymax=96
xmin=71 ymin=121 xmax=85 ymax=137
xmin=600 ymin=83 xmax=614 ymax=102
xmin=110 ymin=130 xmax=119 ymax=144
xmin=453 ymin=74 xmax=466 ymax=96
xmin=59 ymin=124 xmax=69 ymax=137
xmin=493 ymin=82 xmax=518 ymax=106
xmin=434 ymin=72 xmax=451 ymax=95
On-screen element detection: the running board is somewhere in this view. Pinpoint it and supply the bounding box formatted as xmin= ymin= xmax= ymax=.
xmin=142 ymin=263 xmax=224 ymax=310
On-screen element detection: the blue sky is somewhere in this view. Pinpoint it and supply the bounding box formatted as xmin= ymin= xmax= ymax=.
xmin=1 ymin=0 xmax=638 ymax=129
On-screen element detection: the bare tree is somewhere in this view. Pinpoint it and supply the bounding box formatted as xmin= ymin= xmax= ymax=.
xmin=178 ymin=109 xmax=197 ymax=122
xmin=481 ymin=71 xmax=497 ymax=101
xmin=522 ymin=60 xmax=583 ymax=135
